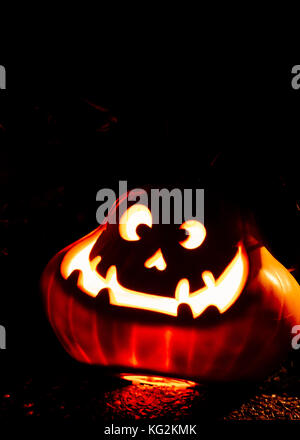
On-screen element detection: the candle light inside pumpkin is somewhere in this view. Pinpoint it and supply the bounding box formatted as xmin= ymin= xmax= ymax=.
xmin=41 ymin=191 xmax=300 ymax=383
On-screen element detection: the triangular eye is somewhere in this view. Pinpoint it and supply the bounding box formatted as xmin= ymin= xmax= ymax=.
xmin=119 ymin=204 xmax=152 ymax=241
xmin=179 ymin=220 xmax=206 ymax=249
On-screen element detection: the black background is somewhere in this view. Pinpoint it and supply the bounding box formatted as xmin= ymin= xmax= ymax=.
xmin=0 ymin=28 xmax=299 ymax=432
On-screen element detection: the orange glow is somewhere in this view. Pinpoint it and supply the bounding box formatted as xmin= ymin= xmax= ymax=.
xmin=42 ymin=207 xmax=300 ymax=383
xmin=61 ymin=226 xmax=249 ymax=318
xmin=60 ymin=228 xmax=105 ymax=296
xmin=144 ymin=248 xmax=167 ymax=271
xmin=120 ymin=374 xmax=197 ymax=388
xmin=180 ymin=220 xmax=206 ymax=249
xmin=119 ymin=204 xmax=152 ymax=241
xmin=202 ymin=271 xmax=216 ymax=288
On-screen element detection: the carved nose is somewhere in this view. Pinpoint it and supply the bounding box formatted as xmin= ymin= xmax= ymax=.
xmin=144 ymin=248 xmax=167 ymax=271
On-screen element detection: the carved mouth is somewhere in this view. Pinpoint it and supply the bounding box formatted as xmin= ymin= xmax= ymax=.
xmin=61 ymin=228 xmax=249 ymax=318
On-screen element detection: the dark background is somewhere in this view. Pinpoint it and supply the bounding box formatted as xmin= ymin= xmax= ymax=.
xmin=0 ymin=35 xmax=299 ymax=430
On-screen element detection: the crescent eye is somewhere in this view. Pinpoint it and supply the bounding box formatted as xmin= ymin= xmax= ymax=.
xmin=119 ymin=204 xmax=152 ymax=241
xmin=179 ymin=220 xmax=206 ymax=249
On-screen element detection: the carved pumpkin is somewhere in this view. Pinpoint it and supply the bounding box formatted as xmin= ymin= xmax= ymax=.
xmin=41 ymin=189 xmax=300 ymax=382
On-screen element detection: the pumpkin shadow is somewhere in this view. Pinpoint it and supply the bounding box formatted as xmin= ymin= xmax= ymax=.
xmin=185 ymin=382 xmax=257 ymax=421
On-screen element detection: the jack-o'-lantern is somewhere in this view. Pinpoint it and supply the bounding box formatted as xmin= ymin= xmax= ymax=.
xmin=41 ymin=188 xmax=300 ymax=383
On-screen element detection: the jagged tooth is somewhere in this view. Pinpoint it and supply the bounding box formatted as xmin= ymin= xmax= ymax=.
xmin=106 ymin=265 xmax=117 ymax=284
xmin=90 ymin=256 xmax=101 ymax=272
xmin=202 ymin=271 xmax=216 ymax=288
xmin=175 ymin=279 xmax=190 ymax=301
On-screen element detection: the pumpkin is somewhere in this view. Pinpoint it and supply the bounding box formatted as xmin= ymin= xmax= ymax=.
xmin=41 ymin=189 xmax=300 ymax=382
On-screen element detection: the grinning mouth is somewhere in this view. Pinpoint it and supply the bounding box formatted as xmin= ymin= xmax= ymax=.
xmin=61 ymin=227 xmax=249 ymax=318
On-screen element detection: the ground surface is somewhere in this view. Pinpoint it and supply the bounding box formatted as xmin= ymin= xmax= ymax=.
xmin=1 ymin=357 xmax=299 ymax=421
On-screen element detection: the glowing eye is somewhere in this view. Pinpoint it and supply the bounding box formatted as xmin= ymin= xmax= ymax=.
xmin=179 ymin=220 xmax=206 ymax=249
xmin=119 ymin=204 xmax=152 ymax=241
